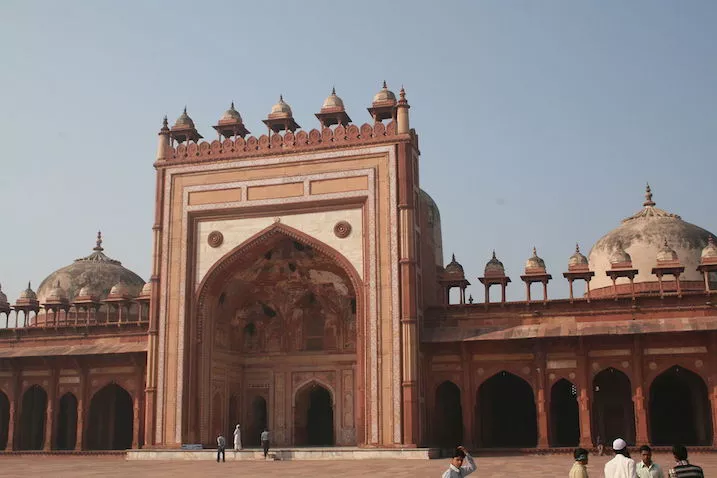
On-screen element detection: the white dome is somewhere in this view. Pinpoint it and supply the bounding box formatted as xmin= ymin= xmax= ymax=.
xmin=588 ymin=185 xmax=716 ymax=291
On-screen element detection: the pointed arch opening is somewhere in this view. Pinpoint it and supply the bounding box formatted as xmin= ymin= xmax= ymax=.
xmin=592 ymin=368 xmax=635 ymax=445
xmin=0 ymin=390 xmax=9 ymax=450
xmin=56 ymin=392 xmax=78 ymax=450
xmin=86 ymin=383 xmax=133 ymax=450
xmin=246 ymin=395 xmax=267 ymax=447
xmin=19 ymin=385 xmax=47 ymax=450
xmin=649 ymin=365 xmax=712 ymax=445
xmin=433 ymin=381 xmax=463 ymax=447
xmin=550 ymin=379 xmax=580 ymax=447
xmin=190 ymin=222 xmax=363 ymax=446
xmin=294 ymin=381 xmax=334 ymax=446
xmin=476 ymin=371 xmax=537 ymax=448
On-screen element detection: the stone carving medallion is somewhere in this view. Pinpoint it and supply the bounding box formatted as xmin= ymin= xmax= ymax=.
xmin=333 ymin=221 xmax=352 ymax=239
xmin=208 ymin=231 xmax=224 ymax=248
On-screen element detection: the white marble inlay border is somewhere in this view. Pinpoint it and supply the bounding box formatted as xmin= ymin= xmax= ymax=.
xmin=156 ymin=145 xmax=397 ymax=445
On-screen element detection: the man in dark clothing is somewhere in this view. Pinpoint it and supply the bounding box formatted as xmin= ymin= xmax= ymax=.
xmin=216 ymin=432 xmax=226 ymax=463
xmin=668 ymin=445 xmax=703 ymax=478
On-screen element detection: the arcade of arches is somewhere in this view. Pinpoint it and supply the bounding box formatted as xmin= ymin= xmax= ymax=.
xmin=0 ymin=357 xmax=144 ymax=451
xmin=428 ymin=358 xmax=716 ymax=449
xmin=190 ymin=232 xmax=360 ymax=447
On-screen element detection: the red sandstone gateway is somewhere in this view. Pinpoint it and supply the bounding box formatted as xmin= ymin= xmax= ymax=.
xmin=1 ymin=85 xmax=716 ymax=454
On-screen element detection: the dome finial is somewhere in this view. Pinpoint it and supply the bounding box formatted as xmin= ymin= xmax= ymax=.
xmin=382 ymin=80 xmax=387 ymax=89
xmin=183 ymin=106 xmax=187 ymax=114
xmin=94 ymin=231 xmax=104 ymax=252
xmin=644 ymin=182 xmax=655 ymax=207
xmin=533 ymin=246 xmax=538 ymax=256
xmin=279 ymin=94 xmax=284 ymax=102
xmin=27 ymin=281 xmax=32 ymax=290
xmin=331 ymin=86 xmax=336 ymax=95
xmin=451 ymin=253 xmax=456 ymax=262
xmin=230 ymin=101 xmax=235 ymax=109
xmin=575 ymin=243 xmax=581 ymax=253
xmin=492 ymin=250 xmax=497 ymax=259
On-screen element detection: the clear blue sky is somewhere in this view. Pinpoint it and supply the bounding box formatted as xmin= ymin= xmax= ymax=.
xmin=1 ymin=1 xmax=716 ymax=302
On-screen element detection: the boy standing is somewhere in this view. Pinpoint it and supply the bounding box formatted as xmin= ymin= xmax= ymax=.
xmin=570 ymin=448 xmax=589 ymax=478
xmin=441 ymin=446 xmax=476 ymax=478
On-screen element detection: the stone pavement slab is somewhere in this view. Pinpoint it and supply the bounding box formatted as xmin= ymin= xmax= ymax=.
xmin=1 ymin=452 xmax=716 ymax=477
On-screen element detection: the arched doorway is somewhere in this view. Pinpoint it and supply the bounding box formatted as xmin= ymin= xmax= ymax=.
xmin=193 ymin=225 xmax=361 ymax=446
xmin=550 ymin=379 xmax=579 ymax=447
xmin=476 ymin=371 xmax=537 ymax=448
xmin=592 ymin=368 xmax=635 ymax=445
xmin=433 ymin=381 xmax=463 ymax=447
xmin=246 ymin=395 xmax=267 ymax=447
xmin=86 ymin=383 xmax=133 ymax=450
xmin=649 ymin=366 xmax=712 ymax=445
xmin=56 ymin=393 xmax=78 ymax=450
xmin=18 ymin=385 xmax=47 ymax=450
xmin=294 ymin=382 xmax=334 ymax=446
xmin=0 ymin=390 xmax=9 ymax=450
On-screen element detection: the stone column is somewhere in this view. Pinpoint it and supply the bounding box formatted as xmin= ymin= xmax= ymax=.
xmin=710 ymin=383 xmax=717 ymax=447
xmin=535 ymin=347 xmax=549 ymax=447
xmin=461 ymin=343 xmax=474 ymax=448
xmin=44 ymin=367 xmax=58 ymax=451
xmin=6 ymin=368 xmax=19 ymax=451
xmin=75 ymin=365 xmax=87 ymax=450
xmin=632 ymin=337 xmax=648 ymax=445
xmin=577 ymin=339 xmax=593 ymax=448
xmin=398 ymin=142 xmax=419 ymax=446
xmin=710 ymin=333 xmax=717 ymax=446
xmin=132 ymin=393 xmax=141 ymax=448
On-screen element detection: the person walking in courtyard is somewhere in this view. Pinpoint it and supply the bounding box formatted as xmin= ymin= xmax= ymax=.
xmin=596 ymin=435 xmax=606 ymax=456
xmin=604 ymin=438 xmax=636 ymax=478
xmin=216 ymin=432 xmax=226 ymax=463
xmin=261 ymin=428 xmax=270 ymax=459
xmin=637 ymin=445 xmax=664 ymax=478
xmin=441 ymin=445 xmax=476 ymax=478
xmin=668 ymin=445 xmax=704 ymax=478
xmin=569 ymin=447 xmax=589 ymax=478
xmin=233 ymin=424 xmax=242 ymax=451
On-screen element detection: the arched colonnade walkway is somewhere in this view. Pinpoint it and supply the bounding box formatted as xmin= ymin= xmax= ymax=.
xmin=0 ymin=382 xmax=138 ymax=451
xmin=430 ymin=365 xmax=714 ymax=449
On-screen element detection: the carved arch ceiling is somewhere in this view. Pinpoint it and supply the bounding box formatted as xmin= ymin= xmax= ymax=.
xmin=210 ymin=234 xmax=357 ymax=355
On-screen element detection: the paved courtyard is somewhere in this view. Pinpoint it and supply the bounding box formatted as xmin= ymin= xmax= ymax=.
xmin=1 ymin=452 xmax=716 ymax=478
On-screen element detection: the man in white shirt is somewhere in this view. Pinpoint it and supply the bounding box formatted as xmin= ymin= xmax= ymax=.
xmin=604 ymin=438 xmax=637 ymax=478
xmin=637 ymin=445 xmax=664 ymax=478
xmin=441 ymin=446 xmax=476 ymax=478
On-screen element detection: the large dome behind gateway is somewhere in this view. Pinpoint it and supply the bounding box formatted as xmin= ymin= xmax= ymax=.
xmin=588 ymin=185 xmax=716 ymax=296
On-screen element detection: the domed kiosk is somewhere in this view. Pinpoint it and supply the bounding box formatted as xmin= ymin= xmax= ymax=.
xmin=588 ymin=185 xmax=717 ymax=297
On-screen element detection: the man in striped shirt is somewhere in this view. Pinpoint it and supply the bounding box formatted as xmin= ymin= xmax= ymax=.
xmin=668 ymin=445 xmax=704 ymax=478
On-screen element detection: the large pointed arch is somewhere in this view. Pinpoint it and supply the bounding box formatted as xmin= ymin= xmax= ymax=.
xmin=195 ymin=222 xmax=364 ymax=343
xmin=293 ymin=380 xmax=335 ymax=446
xmin=187 ymin=221 xmax=365 ymax=445
xmin=475 ymin=371 xmax=537 ymax=448
xmin=649 ymin=365 xmax=712 ymax=445
xmin=592 ymin=367 xmax=635 ymax=445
